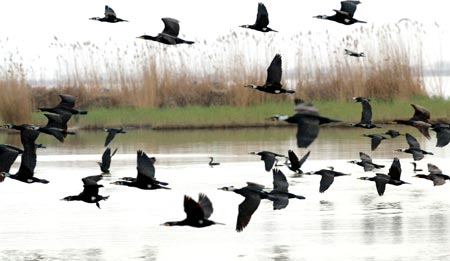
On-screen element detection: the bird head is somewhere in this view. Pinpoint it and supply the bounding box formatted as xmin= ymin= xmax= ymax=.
xmin=413 ymin=174 xmax=427 ymax=179
xmin=394 ymin=149 xmax=405 ymax=152
xmin=61 ymin=196 xmax=74 ymax=201
xmin=347 ymin=160 xmax=358 ymax=164
xmin=313 ymin=15 xmax=327 ymax=19
xmin=218 ymin=186 xmax=235 ymax=191
xmin=359 ymin=52 xmax=366 ymax=57
xmin=244 ymin=84 xmax=257 ymax=89
xmin=239 ymin=25 xmax=250 ymax=28
xmin=3 ymin=124 xmax=13 ymax=129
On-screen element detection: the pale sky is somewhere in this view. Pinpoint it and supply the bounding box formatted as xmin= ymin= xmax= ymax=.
xmin=0 ymin=0 xmax=449 ymax=81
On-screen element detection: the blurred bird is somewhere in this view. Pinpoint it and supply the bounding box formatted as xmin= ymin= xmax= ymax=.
xmin=345 ymin=49 xmax=365 ymax=57
xmin=39 ymin=94 xmax=88 ymax=116
xmin=249 ymin=151 xmax=287 ymax=172
xmin=384 ymin=129 xmax=403 ymax=138
xmin=104 ymin=128 xmax=126 ymax=147
xmin=269 ymin=169 xmax=305 ymax=210
xmin=350 ymin=97 xmax=379 ymax=129
xmin=363 ymin=134 xmax=387 ymax=151
xmin=98 ymin=148 xmax=118 ymax=174
xmin=61 ymin=175 xmax=109 ymax=208
xmin=286 ymin=150 xmax=310 ymax=174
xmin=245 ymin=54 xmax=295 ymax=94
xmin=431 ymin=122 xmax=450 ymax=147
xmin=392 ymin=104 xmax=431 ymax=139
xmin=348 ymin=152 xmax=384 ymax=171
xmin=309 ymin=168 xmax=350 ymax=193
xmin=208 ymin=157 xmax=220 ymax=167
xmin=240 ymin=3 xmax=278 ymax=32
xmin=0 ymin=144 xmax=23 ymax=174
xmin=137 ymin=18 xmax=194 ymax=45
xmin=162 ymin=193 xmax=224 ymax=228
xmin=90 ymin=5 xmax=128 ymax=23
xmin=314 ymin=1 xmax=366 ymax=25
xmin=411 ymin=162 xmax=422 ymax=172
xmin=395 ymin=133 xmax=433 ymax=161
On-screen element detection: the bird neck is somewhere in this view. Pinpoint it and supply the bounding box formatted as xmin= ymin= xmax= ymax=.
xmin=62 ymin=195 xmax=81 ymax=201
xmin=163 ymin=221 xmax=186 ymax=226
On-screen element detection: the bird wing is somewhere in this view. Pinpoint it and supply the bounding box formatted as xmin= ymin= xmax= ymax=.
xmin=411 ymin=150 xmax=424 ymax=161
xmin=435 ymin=128 xmax=450 ymax=147
xmin=20 ymin=129 xmax=40 ymax=150
xmin=410 ymin=104 xmax=430 ymax=122
xmin=15 ymin=150 xmax=37 ymax=179
xmin=298 ymin=150 xmax=311 ymax=168
xmin=136 ymin=150 xmax=156 ymax=180
xmin=429 ymin=174 xmax=446 ymax=186
xmin=271 ymin=194 xmax=289 ymax=210
xmin=184 ymin=195 xmax=205 ymax=221
xmin=198 ymin=193 xmax=214 ymax=219
xmin=370 ymin=135 xmax=383 ymax=151
xmin=236 ymin=193 xmax=261 ymax=232
xmin=104 ymin=130 xmax=117 ymax=147
xmin=359 ymin=152 xmax=373 ymax=162
xmin=412 ymin=121 xmax=431 ymax=139
xmin=288 ymin=150 xmax=300 ymax=170
xmin=360 ymin=100 xmax=372 ymax=124
xmin=0 ymin=145 xmax=21 ymax=173
xmin=255 ymin=2 xmax=270 ymax=28
xmin=261 ymin=154 xmax=276 ymax=172
xmin=265 ymin=54 xmax=282 ymax=88
xmin=104 ymin=5 xmax=117 ymax=18
xmin=406 ymin=133 xmax=421 ymax=149
xmin=82 ymin=175 xmax=103 ymax=186
xmin=44 ymin=113 xmax=64 ymax=129
xmin=246 ymin=182 xmax=265 ymax=191
xmin=295 ymin=115 xmax=320 ymax=148
xmin=362 ymin=163 xmax=375 ymax=172
xmin=345 ymin=49 xmax=356 ymax=55
xmin=272 ymin=169 xmax=289 ymax=192
xmin=340 ymin=1 xmax=359 ymax=17
xmin=319 ymin=173 xmax=335 ymax=193
xmin=101 ymin=148 xmax=112 ymax=169
xmin=294 ymin=102 xmax=319 ymax=115
xmin=58 ymin=94 xmax=76 ymax=108
xmin=388 ymin=158 xmax=402 ymax=181
xmin=428 ymin=163 xmax=442 ymax=174
xmin=161 ymin=18 xmax=180 ymax=37
xmin=374 ymin=174 xmax=390 ymax=196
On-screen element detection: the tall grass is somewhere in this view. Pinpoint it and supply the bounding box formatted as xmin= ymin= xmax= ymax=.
xmin=2 ymin=21 xmax=437 ymax=115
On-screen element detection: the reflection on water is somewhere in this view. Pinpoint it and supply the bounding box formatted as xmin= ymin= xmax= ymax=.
xmin=1 ymin=127 xmax=450 ymax=260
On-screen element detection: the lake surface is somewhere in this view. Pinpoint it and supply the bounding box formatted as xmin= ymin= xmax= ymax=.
xmin=1 ymin=126 xmax=449 ymax=261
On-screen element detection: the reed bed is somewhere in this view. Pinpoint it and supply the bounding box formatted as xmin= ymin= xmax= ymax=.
xmin=0 ymin=21 xmax=440 ymax=125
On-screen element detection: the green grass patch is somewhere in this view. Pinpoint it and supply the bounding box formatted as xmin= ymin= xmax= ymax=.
xmin=31 ymin=97 xmax=450 ymax=129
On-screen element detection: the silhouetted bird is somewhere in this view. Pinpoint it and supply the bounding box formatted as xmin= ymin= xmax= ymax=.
xmin=384 ymin=129 xmax=403 ymax=138
xmin=345 ymin=49 xmax=365 ymax=57
xmin=104 ymin=128 xmax=126 ymax=147
xmin=245 ymin=54 xmax=294 ymax=94
xmin=309 ymin=169 xmax=350 ymax=193
xmin=392 ymin=104 xmax=431 ymax=139
xmin=61 ymin=175 xmax=109 ymax=208
xmin=111 ymin=150 xmax=169 ymax=190
xmin=0 ymin=144 xmax=23 ymax=173
xmin=270 ymin=99 xmax=341 ymax=148
xmin=287 ymin=150 xmax=310 ymax=174
xmin=34 ymin=115 xmax=76 ymax=142
xmin=90 ymin=5 xmax=128 ymax=23
xmin=249 ymin=151 xmax=287 ymax=172
xmin=396 ymin=133 xmax=433 ymax=161
xmin=208 ymin=157 xmax=220 ymax=167
xmin=240 ymin=3 xmax=278 ymax=32
xmin=269 ymin=169 xmax=305 ymax=210
xmin=162 ymin=193 xmax=223 ymax=228
xmin=350 ymin=97 xmax=379 ymax=129
xmin=359 ymin=158 xmax=409 ymax=196
xmin=39 ymin=94 xmax=88 ymax=115
xmin=411 ymin=162 xmax=422 ymax=172
xmin=98 ymin=148 xmax=117 ymax=173
xmin=427 ymin=163 xmax=443 ymax=174
xmin=137 ymin=18 xmax=194 ymax=45
xmin=219 ymin=182 xmax=274 ymax=232
xmin=348 ymin=152 xmax=384 ymax=171
xmin=314 ymin=1 xmax=366 ymax=25
xmin=363 ymin=134 xmax=387 ymax=151
xmin=431 ymin=123 xmax=450 ymax=147
xmin=414 ymin=163 xmax=450 ymax=186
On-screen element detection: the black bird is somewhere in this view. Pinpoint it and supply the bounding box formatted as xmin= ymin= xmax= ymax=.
xmin=314 ymin=1 xmax=366 ymax=25
xmin=137 ymin=18 xmax=194 ymax=45
xmin=61 ymin=175 xmax=109 ymax=209
xmin=98 ymin=148 xmax=118 ymax=174
xmin=104 ymin=128 xmax=126 ymax=147
xmin=249 ymin=151 xmax=287 ymax=172
xmin=269 ymin=169 xmax=305 ymax=210
xmin=309 ymin=169 xmax=350 ymax=193
xmin=245 ymin=54 xmax=295 ymax=94
xmin=392 ymin=104 xmax=431 ymax=139
xmin=359 ymin=158 xmax=409 ymax=196
xmin=219 ymin=182 xmax=274 ymax=232
xmin=90 ymin=5 xmax=128 ymax=23
xmin=162 ymin=193 xmax=223 ymax=228
xmin=384 ymin=129 xmax=403 ymax=138
xmin=348 ymin=152 xmax=384 ymax=171
xmin=0 ymin=144 xmax=23 ymax=173
xmin=240 ymin=3 xmax=278 ymax=32
xmin=208 ymin=157 xmax=220 ymax=167
xmin=271 ymin=99 xmax=341 ymax=148
xmin=363 ymin=134 xmax=387 ymax=151
xmin=34 ymin=115 xmax=76 ymax=142
xmin=350 ymin=97 xmax=379 ymax=129
xmin=287 ymin=150 xmax=310 ymax=174
xmin=111 ymin=150 xmax=169 ymax=190
xmin=431 ymin=123 xmax=450 ymax=147
xmin=396 ymin=133 xmax=433 ymax=161
xmin=414 ymin=163 xmax=450 ymax=186
xmin=411 ymin=162 xmax=422 ymax=172
xmin=344 ymin=49 xmax=365 ymax=57
xmin=39 ymin=94 xmax=88 ymax=116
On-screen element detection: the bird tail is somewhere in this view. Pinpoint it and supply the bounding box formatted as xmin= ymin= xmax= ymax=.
xmin=183 ymin=40 xmax=195 ymax=45
xmin=286 ymin=90 xmax=296 ymax=94
xmin=295 ymin=195 xmax=306 ymax=199
xmin=79 ymin=110 xmax=88 ymax=115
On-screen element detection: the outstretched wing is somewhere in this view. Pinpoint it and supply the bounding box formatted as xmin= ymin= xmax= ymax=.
xmin=236 ymin=194 xmax=261 ymax=232
xmin=184 ymin=195 xmax=205 ymax=221
xmin=255 ymin=2 xmax=269 ymax=28
xmin=104 ymin=5 xmax=117 ymax=18
xmin=388 ymin=158 xmax=402 ymax=181
xmin=198 ymin=193 xmax=213 ymax=219
xmin=360 ymin=100 xmax=372 ymax=124
xmin=0 ymin=145 xmax=21 ymax=173
xmin=298 ymin=150 xmax=311 ymax=168
xmin=288 ymin=150 xmax=300 ymax=170
xmin=428 ymin=163 xmax=442 ymax=174
xmin=340 ymin=1 xmax=360 ymax=17
xmin=410 ymin=104 xmax=430 ymax=122
xmin=104 ymin=130 xmax=117 ymax=147
xmin=265 ymin=54 xmax=282 ymax=87
xmin=406 ymin=133 xmax=421 ymax=149
xmin=161 ymin=18 xmax=180 ymax=37
xmin=359 ymin=152 xmax=372 ymax=163
xmin=272 ymin=169 xmax=289 ymax=192
xmin=136 ymin=150 xmax=156 ymax=180
xmin=58 ymin=94 xmax=76 ymax=108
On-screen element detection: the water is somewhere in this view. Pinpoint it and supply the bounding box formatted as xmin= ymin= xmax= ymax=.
xmin=1 ymin=127 xmax=449 ymax=261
